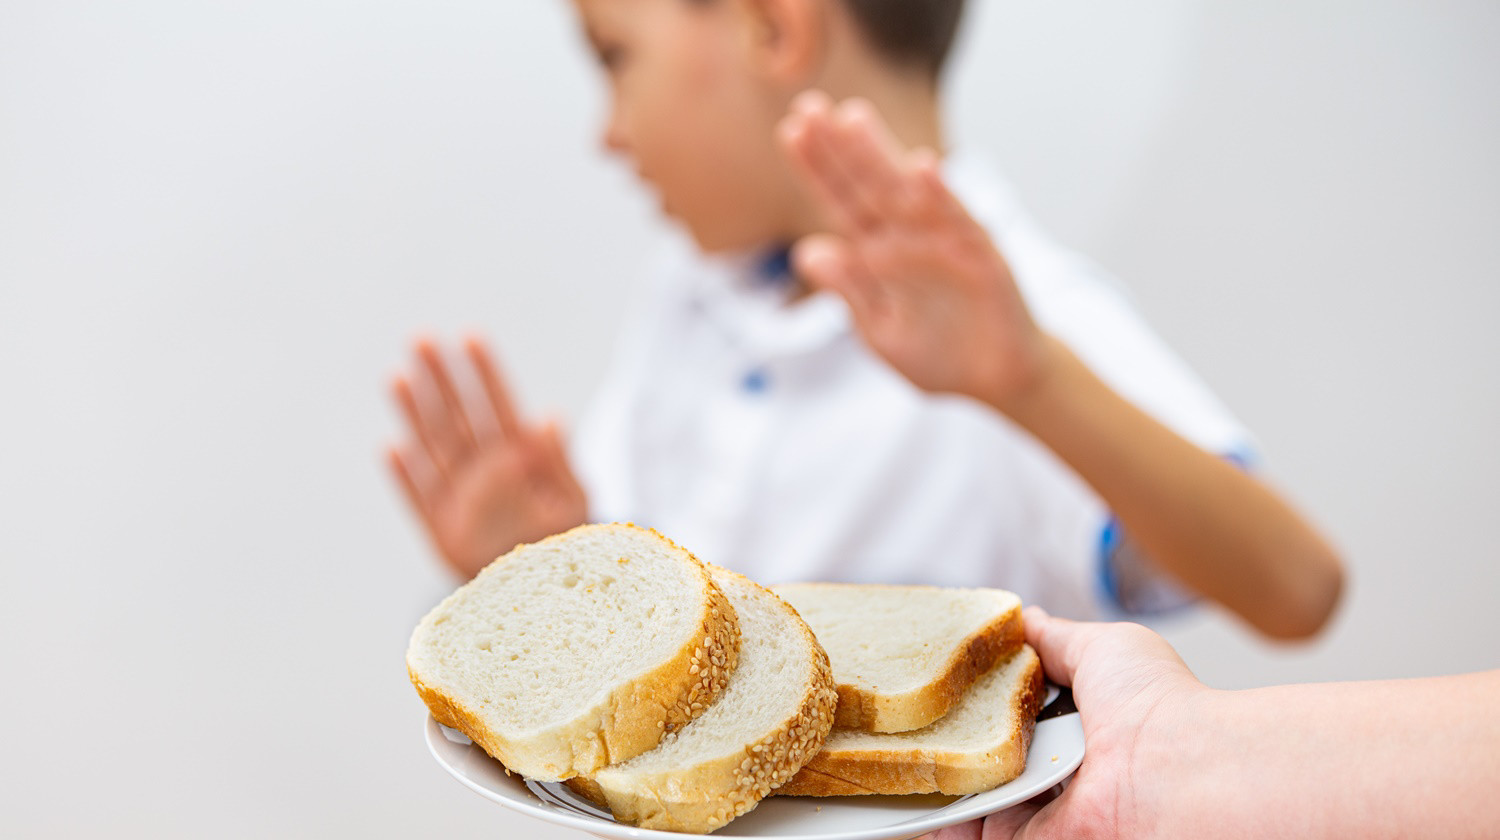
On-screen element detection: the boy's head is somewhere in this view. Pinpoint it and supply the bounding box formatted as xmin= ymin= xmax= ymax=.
xmin=571 ymin=0 xmax=966 ymax=253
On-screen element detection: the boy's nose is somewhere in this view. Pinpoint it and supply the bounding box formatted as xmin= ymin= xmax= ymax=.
xmin=601 ymin=129 xmax=628 ymax=156
xmin=601 ymin=111 xmax=630 ymax=157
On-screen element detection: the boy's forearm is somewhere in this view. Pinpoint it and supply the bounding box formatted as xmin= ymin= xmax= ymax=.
xmin=1162 ymin=672 xmax=1500 ymax=838
xmin=987 ymin=337 xmax=1342 ymax=638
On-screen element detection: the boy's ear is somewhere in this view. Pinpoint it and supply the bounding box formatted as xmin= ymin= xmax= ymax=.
xmin=736 ymin=0 xmax=824 ymax=86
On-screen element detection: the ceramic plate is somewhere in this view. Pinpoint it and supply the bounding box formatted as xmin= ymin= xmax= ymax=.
xmin=424 ymin=685 xmax=1084 ymax=840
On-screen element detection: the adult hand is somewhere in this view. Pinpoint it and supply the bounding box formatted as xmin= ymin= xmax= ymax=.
xmin=922 ymin=607 xmax=1206 ymax=840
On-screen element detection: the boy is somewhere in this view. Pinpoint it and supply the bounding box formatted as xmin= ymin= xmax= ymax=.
xmin=387 ymin=0 xmax=1342 ymax=638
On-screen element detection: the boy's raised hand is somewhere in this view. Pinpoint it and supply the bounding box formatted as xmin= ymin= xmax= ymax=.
xmin=780 ymin=96 xmax=1347 ymax=643
xmin=386 ymin=337 xmax=587 ymax=580
xmin=778 ymin=91 xmax=1053 ymax=412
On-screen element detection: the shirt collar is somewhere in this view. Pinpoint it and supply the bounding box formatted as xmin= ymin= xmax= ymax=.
xmin=689 ymin=246 xmax=852 ymax=358
xmin=753 ymin=246 xmax=795 ymax=289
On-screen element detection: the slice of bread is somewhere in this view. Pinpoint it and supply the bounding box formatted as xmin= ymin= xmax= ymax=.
xmin=567 ymin=567 xmax=839 ymax=834
xmin=776 ymin=645 xmax=1045 ymax=796
xmin=406 ymin=523 xmax=740 ymax=782
xmin=772 ymin=583 xmax=1024 ymax=733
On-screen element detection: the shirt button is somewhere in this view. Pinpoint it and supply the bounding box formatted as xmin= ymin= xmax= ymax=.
xmin=741 ymin=367 xmax=770 ymax=394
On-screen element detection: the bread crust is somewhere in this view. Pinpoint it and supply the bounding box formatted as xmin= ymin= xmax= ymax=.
xmin=780 ymin=583 xmax=1025 ymax=733
xmin=566 ymin=570 xmax=840 ymax=834
xmin=775 ymin=646 xmax=1045 ymax=797
xmin=407 ymin=523 xmax=741 ymax=782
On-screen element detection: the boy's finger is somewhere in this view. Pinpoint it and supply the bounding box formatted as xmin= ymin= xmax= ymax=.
xmin=392 ymin=375 xmax=452 ymax=479
xmin=793 ymin=234 xmax=854 ymax=295
xmin=790 ymin=88 xmax=835 ymax=115
xmin=799 ymin=97 xmax=888 ymax=228
xmin=805 ymin=110 xmax=882 ymax=231
xmin=466 ymin=335 xmax=522 ymax=441
xmin=540 ymin=420 xmax=585 ymax=497
xmin=387 ymin=445 xmax=432 ymax=518
xmin=793 ymin=234 xmax=885 ymax=326
xmin=535 ymin=420 xmax=565 ymax=476
xmin=787 ymin=92 xmax=878 ymax=232
xmin=832 ymin=98 xmax=912 ymax=220
xmin=780 ymin=110 xmax=864 ymax=233
xmin=416 ymin=338 xmax=480 ymax=454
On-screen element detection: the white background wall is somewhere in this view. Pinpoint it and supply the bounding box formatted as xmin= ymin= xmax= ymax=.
xmin=2 ymin=1 xmax=1495 ymax=836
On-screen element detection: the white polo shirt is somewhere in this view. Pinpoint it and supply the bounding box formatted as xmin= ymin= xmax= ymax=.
xmin=573 ymin=151 xmax=1254 ymax=621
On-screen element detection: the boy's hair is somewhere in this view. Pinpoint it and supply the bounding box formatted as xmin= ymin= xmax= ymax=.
xmin=687 ymin=0 xmax=968 ymax=79
xmin=840 ymin=0 xmax=967 ymax=78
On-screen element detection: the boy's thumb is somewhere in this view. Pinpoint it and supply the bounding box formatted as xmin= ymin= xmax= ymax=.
xmin=793 ymin=235 xmax=852 ymax=293
xmin=540 ymin=417 xmax=575 ymax=472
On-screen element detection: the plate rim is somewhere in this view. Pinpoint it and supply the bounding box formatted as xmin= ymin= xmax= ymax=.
xmin=423 ymin=712 xmax=1085 ymax=840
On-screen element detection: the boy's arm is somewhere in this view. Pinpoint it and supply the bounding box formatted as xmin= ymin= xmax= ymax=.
xmin=1005 ymin=338 xmax=1341 ymax=637
xmin=779 ymin=92 xmax=1342 ymax=639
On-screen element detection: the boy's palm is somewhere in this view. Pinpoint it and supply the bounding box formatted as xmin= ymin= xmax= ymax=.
xmin=779 ymin=93 xmax=1049 ymax=409
xmin=410 ymin=425 xmax=585 ymax=578
xmin=388 ymin=338 xmax=587 ymax=579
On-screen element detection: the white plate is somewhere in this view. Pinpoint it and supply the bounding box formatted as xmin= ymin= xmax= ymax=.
xmin=423 ymin=685 xmax=1085 ymax=840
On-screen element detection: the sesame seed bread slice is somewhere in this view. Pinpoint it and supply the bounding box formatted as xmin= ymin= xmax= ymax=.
xmin=406 ymin=523 xmax=740 ymax=782
xmin=771 ymin=584 xmax=1024 ymax=733
xmin=567 ymin=567 xmax=839 ymax=834
xmin=776 ymin=645 xmax=1045 ymax=797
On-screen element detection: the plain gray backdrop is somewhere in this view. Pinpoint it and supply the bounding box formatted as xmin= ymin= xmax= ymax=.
xmin=2 ymin=1 xmax=1496 ymax=836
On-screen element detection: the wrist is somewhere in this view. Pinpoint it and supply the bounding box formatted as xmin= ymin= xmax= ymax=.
xmin=978 ymin=333 xmax=1071 ymax=422
xmin=1131 ymin=685 xmax=1232 ymax=837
